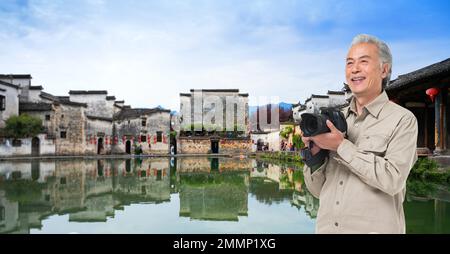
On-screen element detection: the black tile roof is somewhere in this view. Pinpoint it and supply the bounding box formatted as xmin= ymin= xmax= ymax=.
xmin=29 ymin=85 xmax=43 ymax=90
xmin=86 ymin=115 xmax=113 ymax=122
xmin=387 ymin=58 xmax=450 ymax=91
xmin=190 ymin=89 xmax=240 ymax=93
xmin=0 ymin=80 xmax=20 ymax=90
xmin=40 ymin=92 xmax=87 ymax=107
xmin=114 ymin=107 xmax=170 ymax=120
xmin=19 ymin=102 xmax=53 ymax=112
xmin=69 ymin=90 xmax=108 ymax=95
xmin=327 ymin=90 xmax=345 ymax=95
xmin=0 ymin=74 xmax=32 ymax=79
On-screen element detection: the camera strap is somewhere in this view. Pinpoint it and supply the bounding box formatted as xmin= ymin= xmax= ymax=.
xmin=300 ymin=143 xmax=328 ymax=169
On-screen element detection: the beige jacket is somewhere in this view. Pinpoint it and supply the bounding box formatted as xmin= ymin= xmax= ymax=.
xmin=303 ymin=91 xmax=418 ymax=234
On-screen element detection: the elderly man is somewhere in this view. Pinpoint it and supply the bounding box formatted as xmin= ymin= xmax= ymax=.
xmin=302 ymin=34 xmax=418 ymax=234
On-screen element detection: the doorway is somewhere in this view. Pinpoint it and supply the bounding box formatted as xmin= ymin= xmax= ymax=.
xmin=211 ymin=140 xmax=219 ymax=154
xmin=31 ymin=137 xmax=40 ymax=156
xmin=97 ymin=138 xmax=104 ymax=154
xmin=126 ymin=140 xmax=131 ymax=154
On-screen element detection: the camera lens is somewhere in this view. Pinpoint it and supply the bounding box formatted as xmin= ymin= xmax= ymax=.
xmin=304 ymin=116 xmax=318 ymax=135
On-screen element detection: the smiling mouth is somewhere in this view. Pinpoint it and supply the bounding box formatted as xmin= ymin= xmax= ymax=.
xmin=351 ymin=77 xmax=366 ymax=85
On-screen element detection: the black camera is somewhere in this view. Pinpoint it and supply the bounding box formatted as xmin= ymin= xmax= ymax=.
xmin=300 ymin=107 xmax=347 ymax=137
xmin=299 ymin=107 xmax=348 ymax=169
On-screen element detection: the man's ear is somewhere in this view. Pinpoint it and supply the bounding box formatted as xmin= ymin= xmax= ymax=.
xmin=381 ymin=63 xmax=389 ymax=79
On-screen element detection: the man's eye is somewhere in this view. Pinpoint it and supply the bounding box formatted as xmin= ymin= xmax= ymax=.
xmin=346 ymin=62 xmax=353 ymax=65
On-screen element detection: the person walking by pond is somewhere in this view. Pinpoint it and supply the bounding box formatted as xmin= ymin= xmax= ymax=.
xmin=301 ymin=34 xmax=418 ymax=233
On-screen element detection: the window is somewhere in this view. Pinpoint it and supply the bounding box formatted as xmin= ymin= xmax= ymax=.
xmin=61 ymin=114 xmax=64 ymax=119
xmin=45 ymin=114 xmax=51 ymax=121
xmin=0 ymin=95 xmax=5 ymax=111
xmin=157 ymin=131 xmax=162 ymax=142
xmin=60 ymin=131 xmax=67 ymax=139
xmin=141 ymin=135 xmax=147 ymax=142
xmin=141 ymin=118 xmax=147 ymax=127
xmin=60 ymin=177 xmax=66 ymax=185
xmin=12 ymin=139 xmax=22 ymax=147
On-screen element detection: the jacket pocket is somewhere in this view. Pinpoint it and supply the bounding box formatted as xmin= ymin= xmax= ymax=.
xmin=358 ymin=134 xmax=389 ymax=156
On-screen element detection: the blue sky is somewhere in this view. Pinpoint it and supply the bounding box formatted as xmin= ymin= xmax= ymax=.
xmin=1 ymin=0 xmax=450 ymax=110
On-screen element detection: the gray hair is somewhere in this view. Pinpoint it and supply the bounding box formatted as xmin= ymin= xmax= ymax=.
xmin=351 ymin=34 xmax=392 ymax=89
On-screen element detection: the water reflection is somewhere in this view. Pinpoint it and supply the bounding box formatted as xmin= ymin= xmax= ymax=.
xmin=0 ymin=158 xmax=447 ymax=233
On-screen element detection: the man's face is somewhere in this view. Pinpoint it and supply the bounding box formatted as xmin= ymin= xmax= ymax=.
xmin=345 ymin=42 xmax=389 ymax=97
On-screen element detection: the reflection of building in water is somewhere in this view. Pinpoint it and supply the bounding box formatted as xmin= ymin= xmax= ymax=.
xmin=0 ymin=190 xmax=20 ymax=233
xmin=113 ymin=159 xmax=171 ymax=206
xmin=177 ymin=157 xmax=252 ymax=174
xmin=0 ymin=158 xmax=171 ymax=232
xmin=178 ymin=171 xmax=249 ymax=221
xmin=250 ymin=160 xmax=318 ymax=218
xmin=405 ymin=195 xmax=450 ymax=233
xmin=291 ymin=191 xmax=319 ymax=219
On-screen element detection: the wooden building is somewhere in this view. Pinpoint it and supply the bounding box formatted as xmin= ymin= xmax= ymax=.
xmin=386 ymin=58 xmax=450 ymax=155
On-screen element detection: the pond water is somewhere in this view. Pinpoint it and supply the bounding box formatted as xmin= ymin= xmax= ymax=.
xmin=0 ymin=157 xmax=448 ymax=234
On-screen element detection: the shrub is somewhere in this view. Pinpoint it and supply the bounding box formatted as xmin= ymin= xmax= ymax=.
xmin=3 ymin=114 xmax=43 ymax=139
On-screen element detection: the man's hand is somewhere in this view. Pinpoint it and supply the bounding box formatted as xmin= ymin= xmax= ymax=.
xmin=310 ymin=120 xmax=345 ymax=152
xmin=301 ymin=135 xmax=321 ymax=155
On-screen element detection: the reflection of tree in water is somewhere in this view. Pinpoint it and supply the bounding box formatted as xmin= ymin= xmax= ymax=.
xmin=0 ymin=159 xmax=171 ymax=233
xmin=178 ymin=171 xmax=249 ymax=221
xmin=249 ymin=178 xmax=293 ymax=205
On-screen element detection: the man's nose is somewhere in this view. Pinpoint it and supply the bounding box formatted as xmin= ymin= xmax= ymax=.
xmin=351 ymin=63 xmax=360 ymax=73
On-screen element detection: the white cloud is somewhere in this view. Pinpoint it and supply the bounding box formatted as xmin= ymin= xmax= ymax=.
xmin=0 ymin=0 xmax=449 ymax=111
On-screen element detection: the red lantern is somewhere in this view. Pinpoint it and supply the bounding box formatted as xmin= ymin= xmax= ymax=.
xmin=426 ymin=87 xmax=440 ymax=102
xmin=105 ymin=136 xmax=109 ymax=145
xmin=147 ymin=134 xmax=150 ymax=143
xmin=114 ymin=136 xmax=118 ymax=145
xmin=154 ymin=135 xmax=157 ymax=144
xmin=122 ymin=136 xmax=126 ymax=144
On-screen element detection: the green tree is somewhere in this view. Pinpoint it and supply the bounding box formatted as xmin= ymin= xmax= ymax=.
xmin=4 ymin=114 xmax=43 ymax=139
xmin=292 ymin=134 xmax=304 ymax=150
xmin=280 ymin=126 xmax=293 ymax=139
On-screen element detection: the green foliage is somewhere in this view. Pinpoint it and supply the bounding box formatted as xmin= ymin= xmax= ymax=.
xmin=410 ymin=157 xmax=438 ymax=178
xmin=292 ymin=134 xmax=304 ymax=150
xmin=257 ymin=151 xmax=304 ymax=166
xmin=406 ymin=179 xmax=436 ymax=197
xmin=409 ymin=157 xmax=450 ymax=184
xmin=3 ymin=180 xmax=45 ymax=202
xmin=133 ymin=143 xmax=143 ymax=155
xmin=279 ymin=126 xmax=293 ymax=139
xmin=3 ymin=114 xmax=43 ymax=138
xmin=170 ymin=130 xmax=177 ymax=138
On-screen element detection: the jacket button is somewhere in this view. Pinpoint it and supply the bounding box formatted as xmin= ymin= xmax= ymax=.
xmin=335 ymin=222 xmax=339 ymax=227
xmin=340 ymin=181 xmax=343 ymax=185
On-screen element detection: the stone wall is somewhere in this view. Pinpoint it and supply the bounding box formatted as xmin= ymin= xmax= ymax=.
xmin=177 ymin=157 xmax=252 ymax=173
xmin=85 ymin=118 xmax=113 ymax=155
xmin=178 ymin=138 xmax=211 ymax=154
xmin=178 ymin=137 xmax=251 ymax=154
xmin=54 ymin=104 xmax=86 ymax=155
xmin=114 ymin=111 xmax=170 ymax=154
xmin=219 ymin=138 xmax=252 ymax=154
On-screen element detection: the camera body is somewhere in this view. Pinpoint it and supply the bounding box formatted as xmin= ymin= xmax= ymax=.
xmin=299 ymin=107 xmax=347 ymax=168
xmin=300 ymin=107 xmax=347 ymax=137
